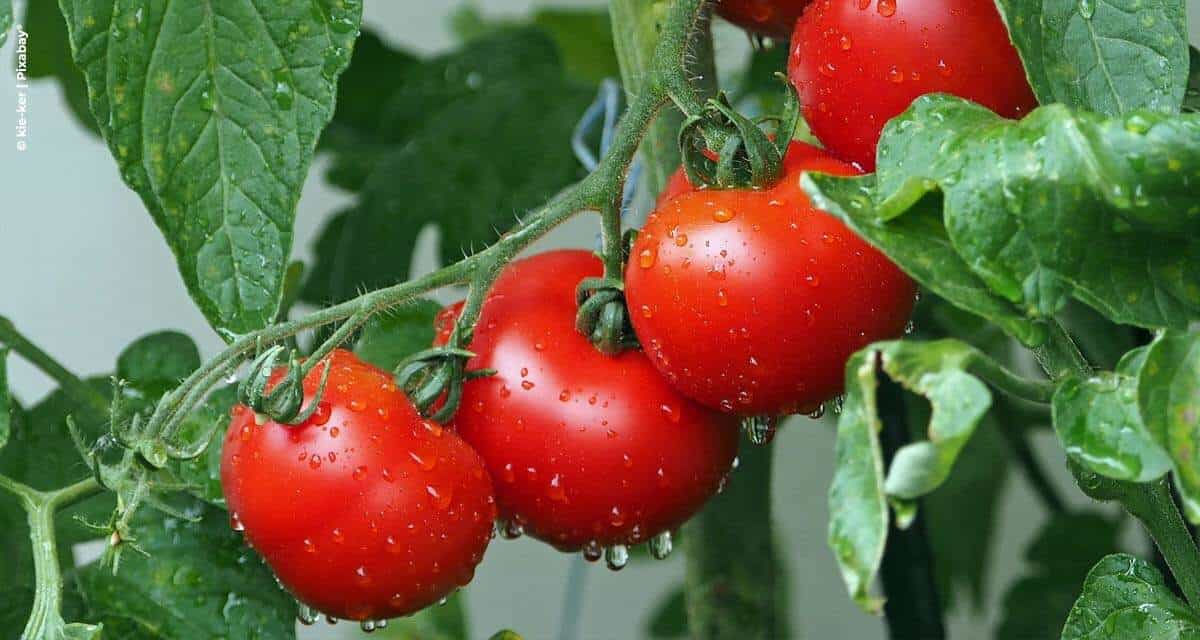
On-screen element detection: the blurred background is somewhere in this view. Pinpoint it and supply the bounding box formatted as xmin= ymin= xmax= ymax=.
xmin=3 ymin=2 xmax=1199 ymax=638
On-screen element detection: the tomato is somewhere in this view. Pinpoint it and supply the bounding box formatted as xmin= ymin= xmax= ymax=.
xmin=625 ymin=142 xmax=916 ymax=415
xmin=657 ymin=140 xmax=842 ymax=206
xmin=441 ymin=250 xmax=740 ymax=552
xmin=716 ymin=0 xmax=811 ymax=38
xmin=788 ymin=0 xmax=1037 ymax=170
xmin=221 ymin=349 xmax=495 ymax=622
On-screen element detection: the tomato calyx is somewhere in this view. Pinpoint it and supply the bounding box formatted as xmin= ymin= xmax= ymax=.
xmin=395 ymin=345 xmax=494 ymax=423
xmin=237 ymin=344 xmax=332 ymax=425
xmin=575 ymin=275 xmax=639 ymax=355
xmin=678 ymin=76 xmax=800 ymax=191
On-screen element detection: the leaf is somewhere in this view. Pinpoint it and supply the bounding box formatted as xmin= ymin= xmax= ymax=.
xmin=77 ymin=500 xmax=297 ymax=639
xmin=0 ymin=0 xmax=10 ymax=47
xmin=923 ymin=412 xmax=1010 ymax=611
xmin=994 ymin=0 xmax=1189 ymax=116
xmin=23 ymin=0 xmax=96 ymax=134
xmin=450 ymin=6 xmax=619 ymax=84
xmin=0 ymin=348 xmax=10 ymax=451
xmin=802 ymin=173 xmax=1047 ymax=347
xmin=646 ymin=585 xmax=688 ymax=639
xmin=1138 ymin=330 xmax=1200 ymax=523
xmin=1053 ymin=347 xmax=1173 ymax=483
xmin=829 ymin=339 xmax=999 ymax=612
xmin=303 ymin=29 xmax=591 ymax=305
xmin=116 ymin=331 xmax=201 ymax=399
xmin=378 ymin=591 xmax=469 ymax=640
xmin=807 ymin=95 xmax=1200 ymax=331
xmin=994 ymin=513 xmax=1122 ymax=640
xmin=354 ymin=301 xmax=442 ymax=372
xmin=1062 ymin=554 xmax=1200 ymax=640
xmin=59 ymin=0 xmax=363 ymax=336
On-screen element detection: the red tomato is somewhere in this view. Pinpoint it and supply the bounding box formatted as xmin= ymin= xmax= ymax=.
xmin=626 ymin=142 xmax=917 ymax=415
xmin=441 ymin=250 xmax=740 ymax=551
xmin=221 ymin=350 xmax=495 ymax=621
xmin=788 ymin=0 xmax=1037 ymax=170
xmin=716 ymin=0 xmax=811 ymax=38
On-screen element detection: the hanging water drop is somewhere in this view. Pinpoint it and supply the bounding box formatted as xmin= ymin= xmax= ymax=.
xmin=742 ymin=415 xmax=777 ymax=446
xmin=296 ymin=603 xmax=320 ymax=625
xmin=605 ymin=544 xmax=629 ymax=571
xmin=808 ymin=404 xmax=826 ymax=419
xmin=649 ymin=531 xmax=674 ymax=560
xmin=360 ymin=620 xmax=377 ymax=633
xmin=1078 ymin=0 xmax=1095 ymax=19
xmin=583 ymin=540 xmax=603 ymax=562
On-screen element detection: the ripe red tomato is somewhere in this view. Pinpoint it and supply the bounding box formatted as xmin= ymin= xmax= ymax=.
xmin=716 ymin=0 xmax=811 ymax=38
xmin=221 ymin=349 xmax=495 ymax=621
xmin=625 ymin=142 xmax=917 ymax=415
xmin=788 ymin=0 xmax=1037 ymax=170
xmin=441 ymin=250 xmax=740 ymax=551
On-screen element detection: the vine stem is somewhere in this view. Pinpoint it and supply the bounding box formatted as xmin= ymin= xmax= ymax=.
xmin=0 ymin=316 xmax=109 ymax=418
xmin=1036 ymin=319 xmax=1200 ymax=607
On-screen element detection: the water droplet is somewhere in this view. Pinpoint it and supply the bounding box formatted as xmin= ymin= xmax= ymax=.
xmin=649 ymin=531 xmax=674 ymax=560
xmin=559 ymin=389 xmax=571 ymax=402
xmin=819 ymin=61 xmax=837 ymax=77
xmin=409 ymin=450 xmax=437 ymax=471
xmin=639 ymin=248 xmax=657 ymax=268
xmin=936 ymin=59 xmax=953 ymax=77
xmin=904 ymin=320 xmax=915 ymax=335
xmin=712 ymin=208 xmax=735 ymax=223
xmin=839 ymin=34 xmax=853 ymax=50
xmin=521 ymin=380 xmax=535 ymax=390
xmin=309 ymin=454 xmax=322 ymax=469
xmin=877 ymin=0 xmax=896 ymax=17
xmin=743 ymin=415 xmax=777 ymax=445
xmin=354 ymin=566 xmax=371 ymax=586
xmin=500 ymin=519 xmax=525 ymax=539
xmin=605 ymin=544 xmax=629 ymax=571
xmin=360 ymin=620 xmax=377 ymax=633
xmin=1078 ymin=0 xmax=1094 ymax=18
xmin=808 ymin=404 xmax=826 ymax=419
xmin=641 ymin=304 xmax=653 ymax=318
xmin=303 ymin=537 xmax=316 ymax=553
xmin=609 ymin=506 xmax=626 ymax=527
xmin=426 ymin=485 xmax=453 ymax=510
xmin=297 ymin=603 xmax=320 ymax=625
xmin=229 ymin=512 xmax=245 ymax=532
xmin=332 ymin=527 xmax=345 ymax=544
xmin=548 ymin=474 xmax=567 ymax=502
xmin=716 ymin=289 xmax=729 ymax=307
xmin=583 ymin=540 xmax=603 ymax=562
xmin=886 ymin=66 xmax=904 ymax=83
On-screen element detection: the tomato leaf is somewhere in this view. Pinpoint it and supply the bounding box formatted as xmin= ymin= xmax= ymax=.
xmin=117 ymin=331 xmax=201 ymax=400
xmin=1061 ymin=554 xmax=1200 ymax=639
xmin=22 ymin=0 xmax=96 ymax=134
xmin=58 ymin=0 xmax=362 ymax=336
xmin=303 ymin=29 xmax=591 ymax=305
xmin=77 ymin=500 xmax=297 ymax=639
xmin=806 ymin=95 xmax=1200 ymax=332
xmin=354 ymin=300 xmax=442 ymax=372
xmin=994 ymin=0 xmax=1189 ymax=116
xmin=994 ymin=513 xmax=1122 ymax=640
xmin=830 ymin=339 xmax=1004 ymax=612
xmin=1052 ymin=347 xmax=1173 ymax=484
xmin=802 ymin=173 xmax=1047 ymax=347
xmin=0 ymin=0 xmax=11 ymax=47
xmin=0 ymin=348 xmax=10 ymax=452
xmin=1137 ymin=330 xmax=1200 ymax=524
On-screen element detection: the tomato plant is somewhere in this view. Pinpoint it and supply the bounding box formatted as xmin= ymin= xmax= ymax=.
xmin=3 ymin=1 xmax=1199 ymax=639
xmin=628 ymin=143 xmax=916 ymax=415
xmin=439 ymin=251 xmax=740 ymax=556
xmin=221 ymin=349 xmax=495 ymax=622
xmin=787 ymin=0 xmax=1038 ymax=169
xmin=715 ymin=0 xmax=811 ymax=38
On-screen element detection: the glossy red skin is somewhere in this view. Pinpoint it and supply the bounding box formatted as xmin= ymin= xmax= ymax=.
xmin=441 ymin=250 xmax=740 ymax=551
xmin=788 ymin=0 xmax=1037 ymax=170
xmin=221 ymin=350 xmax=495 ymax=621
xmin=626 ymin=142 xmax=917 ymax=415
xmin=716 ymin=0 xmax=811 ymax=38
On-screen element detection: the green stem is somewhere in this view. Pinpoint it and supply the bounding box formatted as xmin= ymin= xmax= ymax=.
xmin=0 ymin=316 xmax=109 ymax=418
xmin=683 ymin=439 xmax=789 ymax=639
xmin=1120 ymin=479 xmax=1200 ymax=608
xmin=967 ymin=353 xmax=1056 ymax=404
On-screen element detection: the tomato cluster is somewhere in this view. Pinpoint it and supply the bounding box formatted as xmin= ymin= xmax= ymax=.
xmin=221 ymin=0 xmax=1038 ymax=625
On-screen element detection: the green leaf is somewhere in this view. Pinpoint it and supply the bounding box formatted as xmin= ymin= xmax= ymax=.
xmin=995 ymin=513 xmax=1122 ymax=640
xmin=646 ymin=585 xmax=688 ymax=638
xmin=77 ymin=500 xmax=297 ymax=639
xmin=59 ymin=1 xmax=362 ymax=336
xmin=378 ymin=590 xmax=469 ymax=640
xmin=450 ymin=6 xmax=618 ymax=84
xmin=0 ymin=0 xmax=11 ymax=47
xmin=829 ymin=339 xmax=999 ymax=612
xmin=1062 ymin=554 xmax=1200 ymax=640
xmin=1138 ymin=330 xmax=1200 ymax=523
xmin=0 ymin=348 xmax=10 ymax=451
xmin=807 ymin=95 xmax=1200 ymax=331
xmin=303 ymin=29 xmax=591 ymax=305
xmin=1053 ymin=348 xmax=1173 ymax=483
xmin=23 ymin=0 xmax=96 ymax=134
xmin=802 ymin=173 xmax=1047 ymax=347
xmin=354 ymin=300 xmax=442 ymax=372
xmin=994 ymin=0 xmax=1189 ymax=116
xmin=116 ymin=331 xmax=201 ymax=399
